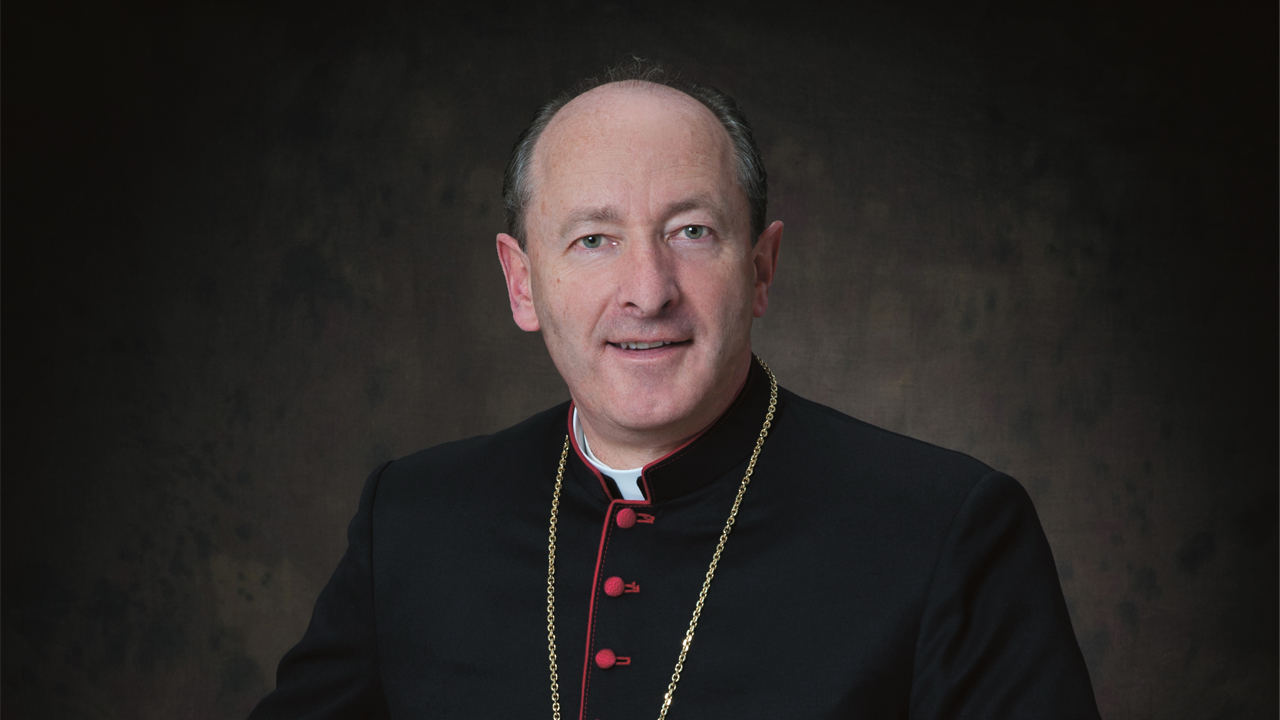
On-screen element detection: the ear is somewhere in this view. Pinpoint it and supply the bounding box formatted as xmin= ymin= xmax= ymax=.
xmin=496 ymin=233 xmax=541 ymax=332
xmin=750 ymin=221 xmax=783 ymax=318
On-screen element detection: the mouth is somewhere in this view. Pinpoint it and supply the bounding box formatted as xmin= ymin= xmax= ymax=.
xmin=607 ymin=339 xmax=691 ymax=351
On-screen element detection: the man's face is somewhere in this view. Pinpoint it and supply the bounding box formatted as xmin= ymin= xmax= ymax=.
xmin=498 ymin=83 xmax=781 ymax=447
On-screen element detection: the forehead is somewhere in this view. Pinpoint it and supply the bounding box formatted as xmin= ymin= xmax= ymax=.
xmin=529 ymin=82 xmax=738 ymax=222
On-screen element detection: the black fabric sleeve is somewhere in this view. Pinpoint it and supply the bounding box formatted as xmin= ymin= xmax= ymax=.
xmin=248 ymin=463 xmax=391 ymax=720
xmin=909 ymin=471 xmax=1101 ymax=719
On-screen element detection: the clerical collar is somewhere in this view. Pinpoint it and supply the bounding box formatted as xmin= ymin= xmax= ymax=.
xmin=565 ymin=355 xmax=777 ymax=505
xmin=572 ymin=408 xmax=646 ymax=500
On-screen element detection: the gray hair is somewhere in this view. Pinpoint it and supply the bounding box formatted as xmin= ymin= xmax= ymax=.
xmin=501 ymin=58 xmax=768 ymax=250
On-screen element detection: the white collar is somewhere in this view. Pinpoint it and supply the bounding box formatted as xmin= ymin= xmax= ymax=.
xmin=572 ymin=408 xmax=647 ymax=501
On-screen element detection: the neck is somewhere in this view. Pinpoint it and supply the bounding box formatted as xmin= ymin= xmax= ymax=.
xmin=575 ymin=356 xmax=752 ymax=469
xmin=578 ymin=416 xmax=691 ymax=469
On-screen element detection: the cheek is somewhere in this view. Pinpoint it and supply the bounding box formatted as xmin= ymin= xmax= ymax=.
xmin=527 ymin=266 xmax=562 ymax=330
xmin=685 ymin=261 xmax=754 ymax=326
xmin=533 ymin=266 xmax=604 ymax=338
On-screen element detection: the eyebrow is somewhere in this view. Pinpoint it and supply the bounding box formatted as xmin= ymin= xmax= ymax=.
xmin=558 ymin=195 xmax=726 ymax=237
xmin=559 ymin=206 xmax=624 ymax=237
xmin=663 ymin=196 xmax=721 ymax=220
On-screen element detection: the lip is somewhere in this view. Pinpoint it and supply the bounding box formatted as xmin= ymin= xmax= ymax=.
xmin=607 ymin=339 xmax=689 ymax=350
xmin=605 ymin=339 xmax=690 ymax=358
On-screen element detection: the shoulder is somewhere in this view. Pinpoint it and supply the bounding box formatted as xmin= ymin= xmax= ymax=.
xmin=374 ymin=401 xmax=571 ymax=505
xmin=776 ymin=388 xmax=992 ymax=479
xmin=768 ymin=388 xmax=1002 ymax=513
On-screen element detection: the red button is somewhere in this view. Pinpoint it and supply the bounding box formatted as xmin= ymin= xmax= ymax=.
xmin=595 ymin=648 xmax=616 ymax=669
xmin=616 ymin=508 xmax=636 ymax=529
xmin=604 ymin=576 xmax=624 ymax=597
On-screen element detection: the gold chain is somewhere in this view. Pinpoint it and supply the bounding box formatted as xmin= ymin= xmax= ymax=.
xmin=547 ymin=360 xmax=778 ymax=719
xmin=547 ymin=437 xmax=568 ymax=720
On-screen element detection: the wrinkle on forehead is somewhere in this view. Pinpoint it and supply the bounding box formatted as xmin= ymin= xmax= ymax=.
xmin=528 ymin=82 xmax=738 ymax=230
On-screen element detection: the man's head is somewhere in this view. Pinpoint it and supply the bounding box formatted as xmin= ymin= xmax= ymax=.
xmin=495 ymin=61 xmax=783 ymax=462
xmin=502 ymin=60 xmax=769 ymax=251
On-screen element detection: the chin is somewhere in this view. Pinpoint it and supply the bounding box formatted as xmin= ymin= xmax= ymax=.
xmin=601 ymin=388 xmax=699 ymax=433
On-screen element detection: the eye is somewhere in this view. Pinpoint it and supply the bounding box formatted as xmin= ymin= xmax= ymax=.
xmin=680 ymin=225 xmax=709 ymax=240
xmin=579 ymin=234 xmax=604 ymax=249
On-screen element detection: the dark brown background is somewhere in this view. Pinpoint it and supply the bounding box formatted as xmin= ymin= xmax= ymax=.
xmin=3 ymin=0 xmax=1276 ymax=717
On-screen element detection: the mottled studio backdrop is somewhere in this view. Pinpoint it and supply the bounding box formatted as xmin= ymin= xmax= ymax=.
xmin=3 ymin=0 xmax=1276 ymax=718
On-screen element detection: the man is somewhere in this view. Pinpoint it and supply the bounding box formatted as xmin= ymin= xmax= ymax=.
xmin=250 ymin=61 xmax=1100 ymax=719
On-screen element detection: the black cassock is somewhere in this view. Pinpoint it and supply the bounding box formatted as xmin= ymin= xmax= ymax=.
xmin=250 ymin=357 xmax=1101 ymax=719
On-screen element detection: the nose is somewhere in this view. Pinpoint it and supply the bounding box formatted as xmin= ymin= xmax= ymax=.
xmin=617 ymin=238 xmax=678 ymax=316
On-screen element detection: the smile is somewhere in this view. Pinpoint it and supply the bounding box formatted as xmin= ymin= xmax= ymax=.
xmin=608 ymin=340 xmax=689 ymax=350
